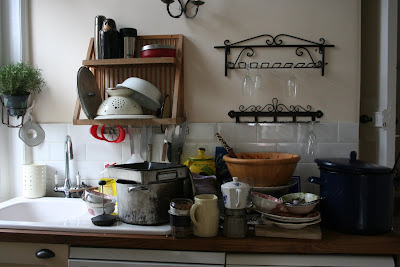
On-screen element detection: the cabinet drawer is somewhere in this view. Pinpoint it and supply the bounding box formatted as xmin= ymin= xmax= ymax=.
xmin=0 ymin=242 xmax=68 ymax=267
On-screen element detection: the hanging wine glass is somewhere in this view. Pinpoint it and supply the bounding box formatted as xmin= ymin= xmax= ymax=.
xmin=242 ymin=67 xmax=254 ymax=96
xmin=305 ymin=122 xmax=317 ymax=158
xmin=254 ymin=68 xmax=263 ymax=90
xmin=286 ymin=66 xmax=298 ymax=98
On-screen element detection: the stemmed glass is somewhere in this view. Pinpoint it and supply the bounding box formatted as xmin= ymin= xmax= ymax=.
xmin=305 ymin=122 xmax=317 ymax=158
xmin=254 ymin=69 xmax=263 ymax=90
xmin=287 ymin=66 xmax=298 ymax=98
xmin=242 ymin=67 xmax=254 ymax=96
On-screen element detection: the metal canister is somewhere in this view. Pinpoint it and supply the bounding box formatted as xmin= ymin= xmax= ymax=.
xmin=120 ymin=28 xmax=137 ymax=58
xmin=94 ymin=15 xmax=106 ymax=60
xmin=223 ymin=208 xmax=248 ymax=238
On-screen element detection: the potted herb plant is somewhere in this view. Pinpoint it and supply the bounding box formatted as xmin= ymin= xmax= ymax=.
xmin=0 ymin=62 xmax=45 ymax=116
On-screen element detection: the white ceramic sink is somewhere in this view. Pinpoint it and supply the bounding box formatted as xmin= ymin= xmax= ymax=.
xmin=0 ymin=197 xmax=170 ymax=235
xmin=0 ymin=197 xmax=87 ymax=223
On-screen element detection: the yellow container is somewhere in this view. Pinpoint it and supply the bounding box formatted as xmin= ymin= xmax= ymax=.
xmin=184 ymin=148 xmax=216 ymax=176
xmin=100 ymin=178 xmax=117 ymax=197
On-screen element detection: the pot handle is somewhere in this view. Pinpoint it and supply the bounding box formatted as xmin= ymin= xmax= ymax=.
xmin=190 ymin=203 xmax=199 ymax=227
xmin=236 ymin=188 xmax=242 ymax=208
xmin=308 ymin=176 xmax=324 ymax=185
xmin=128 ymin=185 xmax=148 ymax=192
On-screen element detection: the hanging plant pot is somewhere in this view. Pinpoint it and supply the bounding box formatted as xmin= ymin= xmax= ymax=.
xmin=1 ymin=94 xmax=30 ymax=117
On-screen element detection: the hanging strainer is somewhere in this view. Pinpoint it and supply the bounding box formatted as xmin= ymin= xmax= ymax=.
xmin=19 ymin=104 xmax=45 ymax=147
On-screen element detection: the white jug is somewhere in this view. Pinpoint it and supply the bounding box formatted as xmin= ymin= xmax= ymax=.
xmin=221 ymin=177 xmax=251 ymax=209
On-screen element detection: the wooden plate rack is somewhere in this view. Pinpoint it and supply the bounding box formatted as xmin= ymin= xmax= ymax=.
xmin=73 ymin=34 xmax=184 ymax=126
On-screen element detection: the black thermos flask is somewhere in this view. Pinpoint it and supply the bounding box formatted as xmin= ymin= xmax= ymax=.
xmin=99 ymin=18 xmax=120 ymax=59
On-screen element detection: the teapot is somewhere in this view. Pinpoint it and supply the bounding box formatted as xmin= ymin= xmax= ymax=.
xmin=184 ymin=148 xmax=216 ymax=176
xmin=221 ymin=177 xmax=251 ymax=209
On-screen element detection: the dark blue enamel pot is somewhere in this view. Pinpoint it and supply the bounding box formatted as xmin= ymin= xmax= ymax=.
xmin=309 ymin=151 xmax=394 ymax=235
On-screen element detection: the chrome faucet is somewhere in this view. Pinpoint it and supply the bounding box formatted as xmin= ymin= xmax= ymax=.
xmin=54 ymin=135 xmax=73 ymax=198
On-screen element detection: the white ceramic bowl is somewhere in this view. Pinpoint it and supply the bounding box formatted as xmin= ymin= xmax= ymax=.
xmin=251 ymin=191 xmax=283 ymax=212
xmin=83 ymin=192 xmax=116 ymax=216
xmin=83 ymin=198 xmax=116 ymax=217
xmin=116 ymin=77 xmax=162 ymax=111
xmin=280 ymin=192 xmax=320 ymax=215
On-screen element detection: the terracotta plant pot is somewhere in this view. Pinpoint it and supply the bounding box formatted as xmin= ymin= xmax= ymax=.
xmin=223 ymin=152 xmax=301 ymax=187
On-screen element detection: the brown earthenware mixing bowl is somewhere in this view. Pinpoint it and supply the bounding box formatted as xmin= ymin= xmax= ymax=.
xmin=223 ymin=152 xmax=301 ymax=187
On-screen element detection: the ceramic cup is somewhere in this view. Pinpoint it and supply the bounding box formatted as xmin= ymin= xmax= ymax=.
xmin=190 ymin=194 xmax=220 ymax=237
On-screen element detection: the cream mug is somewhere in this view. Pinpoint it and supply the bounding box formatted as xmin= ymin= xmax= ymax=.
xmin=190 ymin=194 xmax=220 ymax=237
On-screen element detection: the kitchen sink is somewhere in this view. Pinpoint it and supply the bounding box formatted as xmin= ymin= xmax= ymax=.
xmin=0 ymin=197 xmax=171 ymax=235
xmin=0 ymin=197 xmax=87 ymax=223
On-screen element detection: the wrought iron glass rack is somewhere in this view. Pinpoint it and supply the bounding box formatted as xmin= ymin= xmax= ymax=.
xmin=228 ymin=98 xmax=323 ymax=124
xmin=214 ymin=34 xmax=335 ymax=76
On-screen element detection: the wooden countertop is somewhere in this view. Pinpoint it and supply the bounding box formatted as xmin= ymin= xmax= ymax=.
xmin=1 ymin=228 xmax=399 ymax=256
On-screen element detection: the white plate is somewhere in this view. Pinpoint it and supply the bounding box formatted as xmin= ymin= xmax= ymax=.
xmin=271 ymin=218 xmax=321 ymax=230
xmin=254 ymin=206 xmax=321 ymax=223
xmin=252 ymin=178 xmax=298 ymax=193
xmin=95 ymin=115 xmax=157 ymax=119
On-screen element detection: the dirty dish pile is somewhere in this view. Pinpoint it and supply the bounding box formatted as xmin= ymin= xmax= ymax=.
xmin=223 ymin=152 xmax=301 ymax=187
xmin=82 ymin=190 xmax=116 ymax=216
xmin=253 ymin=192 xmax=321 ymax=230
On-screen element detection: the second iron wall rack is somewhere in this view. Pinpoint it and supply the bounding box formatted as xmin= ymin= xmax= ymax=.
xmin=228 ymin=98 xmax=323 ymax=124
xmin=214 ymin=34 xmax=335 ymax=76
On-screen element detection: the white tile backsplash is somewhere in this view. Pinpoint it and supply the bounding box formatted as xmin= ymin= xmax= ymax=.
xmin=86 ymin=142 xmax=123 ymax=161
xmin=216 ymin=123 xmax=257 ymax=142
xmin=4 ymin=122 xmax=359 ymax=198
xmin=258 ymin=123 xmax=298 ymax=142
xmin=338 ymin=122 xmax=359 ymax=143
xmin=313 ymin=123 xmax=339 ymax=143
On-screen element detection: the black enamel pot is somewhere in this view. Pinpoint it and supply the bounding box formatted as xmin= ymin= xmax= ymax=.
xmin=309 ymin=151 xmax=394 ymax=235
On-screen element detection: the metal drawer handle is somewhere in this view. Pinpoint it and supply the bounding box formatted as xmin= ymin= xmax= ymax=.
xmin=36 ymin=248 xmax=55 ymax=259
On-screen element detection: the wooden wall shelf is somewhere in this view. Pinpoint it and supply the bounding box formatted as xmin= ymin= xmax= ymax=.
xmin=73 ymin=34 xmax=184 ymax=126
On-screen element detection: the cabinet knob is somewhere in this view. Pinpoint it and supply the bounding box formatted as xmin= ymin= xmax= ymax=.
xmin=36 ymin=248 xmax=55 ymax=259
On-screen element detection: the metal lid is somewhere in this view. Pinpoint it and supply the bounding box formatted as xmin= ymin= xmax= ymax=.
xmin=141 ymin=44 xmax=176 ymax=51
xmin=76 ymin=67 xmax=103 ymax=119
xmin=120 ymin=28 xmax=137 ymax=37
xmin=221 ymin=177 xmax=251 ymax=190
xmin=314 ymin=151 xmax=392 ymax=175
xmin=107 ymin=162 xmax=189 ymax=184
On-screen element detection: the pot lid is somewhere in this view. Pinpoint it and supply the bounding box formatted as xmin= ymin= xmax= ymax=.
xmin=314 ymin=151 xmax=392 ymax=174
xmin=221 ymin=177 xmax=251 ymax=190
xmin=76 ymin=67 xmax=103 ymax=119
xmin=141 ymin=44 xmax=175 ymax=51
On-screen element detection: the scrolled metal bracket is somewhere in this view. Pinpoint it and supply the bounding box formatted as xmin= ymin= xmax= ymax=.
xmin=228 ymin=98 xmax=324 ymax=124
xmin=214 ymin=34 xmax=335 ymax=76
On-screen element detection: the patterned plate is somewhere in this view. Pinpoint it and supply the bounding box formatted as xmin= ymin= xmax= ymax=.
xmin=254 ymin=206 xmax=320 ymax=223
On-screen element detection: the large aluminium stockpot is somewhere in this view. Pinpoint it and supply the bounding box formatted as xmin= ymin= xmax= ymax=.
xmin=107 ymin=162 xmax=194 ymax=225
xmin=309 ymin=151 xmax=394 ymax=235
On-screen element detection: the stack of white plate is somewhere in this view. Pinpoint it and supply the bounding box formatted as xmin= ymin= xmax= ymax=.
xmin=254 ymin=206 xmax=321 ymax=230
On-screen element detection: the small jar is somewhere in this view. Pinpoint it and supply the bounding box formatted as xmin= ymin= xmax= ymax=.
xmin=169 ymin=198 xmax=193 ymax=239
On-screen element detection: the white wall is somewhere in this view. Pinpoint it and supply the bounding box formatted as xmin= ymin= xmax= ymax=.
xmin=28 ymin=0 xmax=361 ymax=123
